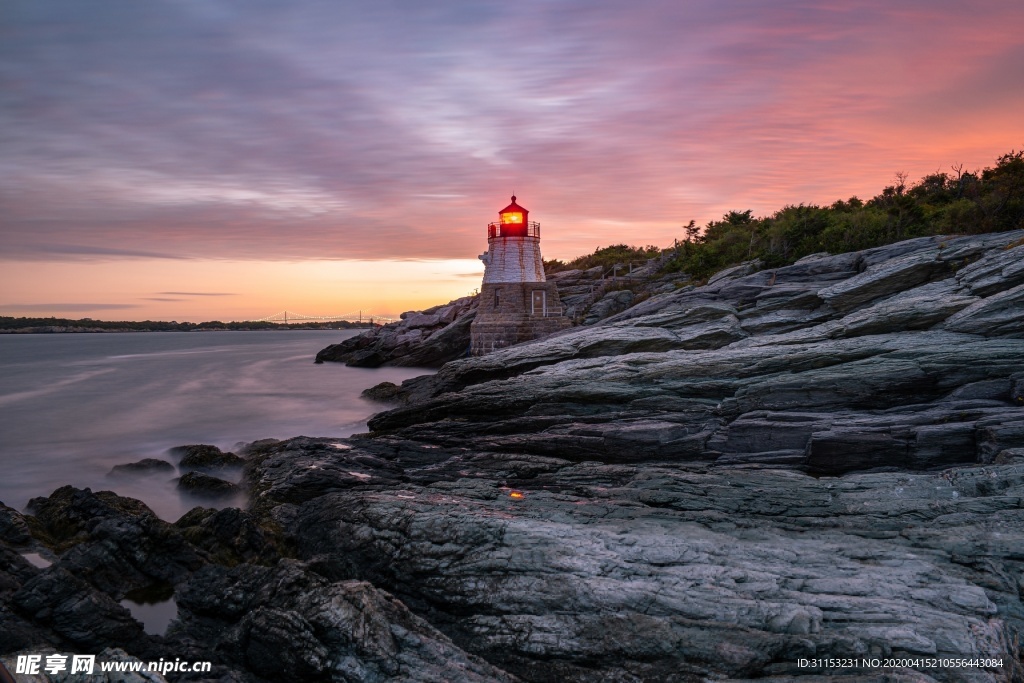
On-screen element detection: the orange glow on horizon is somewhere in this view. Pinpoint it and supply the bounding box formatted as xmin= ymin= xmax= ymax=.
xmin=3 ymin=3 xmax=1022 ymax=323
xmin=0 ymin=258 xmax=486 ymax=323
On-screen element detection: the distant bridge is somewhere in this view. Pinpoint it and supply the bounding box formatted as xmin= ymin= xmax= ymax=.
xmin=250 ymin=310 xmax=396 ymax=324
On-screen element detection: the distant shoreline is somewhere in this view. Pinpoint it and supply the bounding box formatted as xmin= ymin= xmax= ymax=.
xmin=0 ymin=316 xmax=377 ymax=334
xmin=0 ymin=327 xmax=371 ymax=334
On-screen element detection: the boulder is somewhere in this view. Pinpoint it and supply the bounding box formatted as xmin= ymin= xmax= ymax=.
xmin=176 ymin=472 xmax=240 ymax=499
xmin=13 ymin=568 xmax=145 ymax=649
xmin=26 ymin=487 xmax=205 ymax=595
xmin=827 ymin=279 xmax=977 ymax=338
xmin=174 ymin=561 xmax=517 ymax=683
xmin=108 ymin=458 xmax=175 ymax=477
xmin=175 ymin=506 xmax=279 ymax=566
xmin=402 ymin=312 xmax=442 ymax=329
xmin=170 ymin=444 xmax=245 ymax=472
xmin=942 ymin=282 xmax=1024 ymax=336
xmin=0 ymin=501 xmax=32 ymax=546
xmin=26 ymin=485 xmax=158 ymax=548
xmin=953 ymin=237 xmax=1024 ymax=296
xmin=581 ymin=289 xmax=634 ymax=325
xmin=361 ymin=381 xmax=401 ymax=402
xmin=818 ymin=250 xmax=948 ymax=312
xmin=316 ymin=295 xmax=478 ymax=368
xmin=706 ymin=259 xmax=762 ymax=285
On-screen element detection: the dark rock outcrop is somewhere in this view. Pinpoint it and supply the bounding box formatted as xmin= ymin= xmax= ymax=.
xmin=234 ymin=435 xmax=1024 ymax=683
xmin=325 ymin=231 xmax=1024 ymax=679
xmin=361 ymin=381 xmax=401 ymax=402
xmin=1 ymin=488 xmax=204 ymax=659
xmin=369 ymin=232 xmax=1024 ymax=478
xmin=549 ymin=262 xmax=690 ymax=324
xmin=12 ymin=567 xmax=146 ymax=650
xmin=1 ymin=482 xmax=521 ymax=682
xmin=171 ymin=444 xmax=245 ymax=472
xmin=316 ymin=296 xmax=477 ymax=367
xmin=4 ymin=231 xmax=1024 ymax=682
xmin=0 ymin=502 xmax=31 ymax=546
xmin=174 ymin=506 xmax=280 ymax=566
xmin=25 ymin=487 xmax=205 ymax=596
xmin=108 ymin=458 xmax=175 ymax=477
xmin=176 ymin=471 xmax=241 ymax=498
xmin=316 ymin=263 xmax=687 ymax=367
xmin=26 ymin=485 xmax=160 ymax=550
xmin=0 ymin=546 xmax=56 ymax=652
xmin=173 ymin=560 xmax=516 ymax=683
xmin=581 ymin=288 xmax=634 ymax=324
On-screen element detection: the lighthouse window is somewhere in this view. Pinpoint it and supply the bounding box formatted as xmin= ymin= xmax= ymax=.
xmin=501 ymin=212 xmax=523 ymax=224
xmin=494 ymin=289 xmax=501 ymax=308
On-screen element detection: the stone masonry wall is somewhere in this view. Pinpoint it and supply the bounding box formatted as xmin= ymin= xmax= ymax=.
xmin=481 ymin=236 xmax=546 ymax=283
xmin=470 ymin=282 xmax=570 ymax=355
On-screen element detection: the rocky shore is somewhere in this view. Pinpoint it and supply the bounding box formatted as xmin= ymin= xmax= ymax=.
xmin=2 ymin=230 xmax=1024 ymax=682
xmin=315 ymin=296 xmax=479 ymax=367
xmin=312 ymin=263 xmax=691 ymax=368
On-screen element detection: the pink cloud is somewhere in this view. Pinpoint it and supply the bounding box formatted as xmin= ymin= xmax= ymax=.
xmin=2 ymin=0 xmax=1022 ymax=267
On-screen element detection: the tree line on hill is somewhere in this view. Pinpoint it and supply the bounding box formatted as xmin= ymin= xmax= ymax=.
xmin=546 ymin=150 xmax=1024 ymax=281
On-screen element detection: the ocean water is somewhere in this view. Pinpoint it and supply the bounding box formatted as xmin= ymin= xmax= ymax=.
xmin=0 ymin=330 xmax=429 ymax=520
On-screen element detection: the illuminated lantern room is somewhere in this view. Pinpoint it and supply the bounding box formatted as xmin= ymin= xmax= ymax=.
xmin=492 ymin=195 xmax=531 ymax=238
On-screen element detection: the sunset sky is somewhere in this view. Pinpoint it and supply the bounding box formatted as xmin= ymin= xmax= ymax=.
xmin=2 ymin=0 xmax=1022 ymax=321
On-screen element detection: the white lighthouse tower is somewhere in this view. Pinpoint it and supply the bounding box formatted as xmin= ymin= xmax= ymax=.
xmin=470 ymin=195 xmax=569 ymax=355
xmin=479 ymin=196 xmax=546 ymax=282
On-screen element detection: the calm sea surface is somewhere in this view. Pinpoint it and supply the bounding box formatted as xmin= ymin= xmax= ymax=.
xmin=0 ymin=331 xmax=429 ymax=520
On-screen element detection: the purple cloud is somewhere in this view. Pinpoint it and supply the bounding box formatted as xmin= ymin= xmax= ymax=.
xmin=2 ymin=0 xmax=1022 ymax=263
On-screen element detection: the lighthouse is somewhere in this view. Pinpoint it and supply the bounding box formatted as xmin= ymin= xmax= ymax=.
xmin=470 ymin=195 xmax=570 ymax=355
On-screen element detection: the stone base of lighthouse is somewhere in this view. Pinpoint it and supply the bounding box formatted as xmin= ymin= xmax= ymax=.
xmin=470 ymin=282 xmax=570 ymax=356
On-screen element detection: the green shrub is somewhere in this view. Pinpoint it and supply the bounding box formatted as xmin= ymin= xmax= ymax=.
xmin=661 ymin=150 xmax=1024 ymax=278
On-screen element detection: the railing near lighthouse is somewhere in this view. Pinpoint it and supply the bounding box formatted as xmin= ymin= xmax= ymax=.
xmin=487 ymin=221 xmax=541 ymax=239
xmin=531 ymin=305 xmax=564 ymax=318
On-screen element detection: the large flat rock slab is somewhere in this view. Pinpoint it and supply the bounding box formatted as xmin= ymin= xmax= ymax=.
xmin=238 ymin=437 xmax=1024 ymax=682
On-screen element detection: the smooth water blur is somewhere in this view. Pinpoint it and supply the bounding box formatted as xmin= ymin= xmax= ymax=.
xmin=0 ymin=331 xmax=430 ymax=520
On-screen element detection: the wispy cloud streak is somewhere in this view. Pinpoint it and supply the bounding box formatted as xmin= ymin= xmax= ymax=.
xmin=158 ymin=292 xmax=236 ymax=297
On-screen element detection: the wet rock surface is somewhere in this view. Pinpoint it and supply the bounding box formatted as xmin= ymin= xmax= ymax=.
xmin=3 ymin=231 xmax=1024 ymax=681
